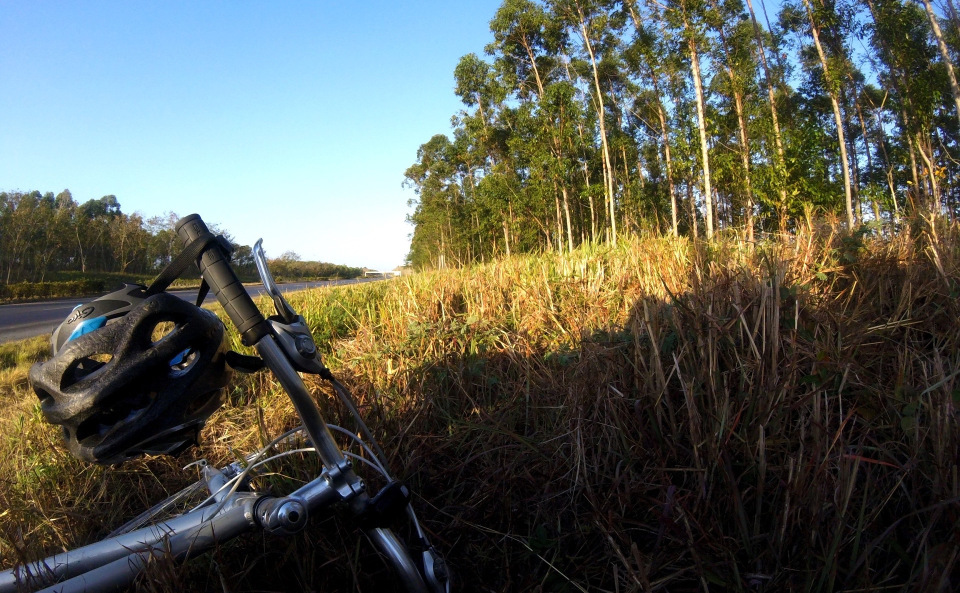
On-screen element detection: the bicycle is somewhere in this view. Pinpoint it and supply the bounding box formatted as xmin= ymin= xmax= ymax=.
xmin=0 ymin=214 xmax=449 ymax=593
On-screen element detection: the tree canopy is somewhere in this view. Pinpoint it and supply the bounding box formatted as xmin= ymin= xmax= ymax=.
xmin=405 ymin=0 xmax=960 ymax=268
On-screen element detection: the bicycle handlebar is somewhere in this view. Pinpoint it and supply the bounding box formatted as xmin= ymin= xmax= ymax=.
xmin=175 ymin=214 xmax=270 ymax=345
xmin=174 ymin=214 xmax=438 ymax=592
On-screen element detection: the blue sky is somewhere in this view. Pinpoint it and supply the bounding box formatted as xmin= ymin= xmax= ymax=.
xmin=1 ymin=2 xmax=502 ymax=271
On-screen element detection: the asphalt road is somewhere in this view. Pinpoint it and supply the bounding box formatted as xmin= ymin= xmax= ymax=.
xmin=0 ymin=278 xmax=376 ymax=344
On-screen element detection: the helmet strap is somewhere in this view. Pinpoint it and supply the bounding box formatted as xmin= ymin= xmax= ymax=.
xmin=146 ymin=232 xmax=234 ymax=306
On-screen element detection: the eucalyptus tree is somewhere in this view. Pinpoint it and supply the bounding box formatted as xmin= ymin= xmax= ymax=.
xmin=394 ymin=0 xmax=960 ymax=265
xmin=453 ymin=52 xmax=518 ymax=256
xmin=145 ymin=212 xmax=182 ymax=271
xmin=34 ymin=190 xmax=77 ymax=280
xmin=489 ymin=0 xmax=557 ymax=101
xmin=919 ymin=0 xmax=960 ymax=129
xmin=795 ymin=0 xmax=856 ymax=227
xmin=109 ymin=212 xmax=151 ymax=273
xmin=865 ymin=0 xmax=949 ymax=215
xmin=404 ymin=134 xmax=466 ymax=269
xmin=540 ymin=81 xmax=586 ymax=249
xmin=744 ymin=0 xmax=792 ymax=227
xmin=450 ymin=121 xmax=495 ymax=261
xmin=549 ymin=0 xmax=623 ymax=245
xmin=868 ymin=88 xmax=903 ymax=217
xmin=0 ymin=191 xmax=43 ymax=283
xmin=706 ymin=0 xmax=761 ymax=240
xmin=488 ymin=0 xmax=582 ymax=251
xmin=555 ymin=34 xmax=604 ymax=243
xmin=658 ymin=0 xmax=717 ymax=238
xmin=623 ymin=0 xmax=682 ymax=235
xmin=73 ymin=195 xmax=125 ymax=272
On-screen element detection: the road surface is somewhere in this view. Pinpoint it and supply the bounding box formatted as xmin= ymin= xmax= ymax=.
xmin=0 ymin=279 xmax=376 ymax=345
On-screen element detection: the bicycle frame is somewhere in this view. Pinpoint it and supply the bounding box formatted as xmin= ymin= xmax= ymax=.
xmin=0 ymin=214 xmax=446 ymax=593
xmin=0 ymin=453 xmax=424 ymax=592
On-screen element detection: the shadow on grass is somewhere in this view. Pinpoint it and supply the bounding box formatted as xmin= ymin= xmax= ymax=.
xmin=366 ymin=251 xmax=959 ymax=592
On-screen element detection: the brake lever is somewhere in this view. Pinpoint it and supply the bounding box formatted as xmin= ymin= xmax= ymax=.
xmin=253 ymin=239 xmax=327 ymax=375
xmin=253 ymin=238 xmax=297 ymax=324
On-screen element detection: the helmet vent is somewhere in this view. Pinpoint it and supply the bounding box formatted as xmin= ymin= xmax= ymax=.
xmin=75 ymin=418 xmax=105 ymax=447
xmin=75 ymin=394 xmax=149 ymax=446
xmin=151 ymin=321 xmax=177 ymax=344
xmin=62 ymin=355 xmax=112 ymax=389
xmin=169 ymin=348 xmax=199 ymax=377
xmin=35 ymin=388 xmax=53 ymax=406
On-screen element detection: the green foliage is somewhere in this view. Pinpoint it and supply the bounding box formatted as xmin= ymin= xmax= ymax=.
xmin=267 ymin=258 xmax=362 ymax=282
xmin=0 ymin=191 xmax=363 ymax=296
xmin=0 ymin=279 xmax=106 ymax=302
xmin=405 ymin=0 xmax=960 ymax=269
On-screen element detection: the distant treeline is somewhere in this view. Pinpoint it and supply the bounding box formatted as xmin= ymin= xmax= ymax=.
xmin=0 ymin=190 xmax=362 ymax=286
xmin=266 ymin=254 xmax=366 ymax=283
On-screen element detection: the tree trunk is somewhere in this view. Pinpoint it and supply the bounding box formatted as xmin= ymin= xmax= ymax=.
xmin=524 ymin=31 xmax=577 ymax=250
xmin=712 ymin=9 xmax=755 ymax=242
xmin=852 ymin=91 xmax=873 ymax=220
xmin=687 ymin=180 xmax=698 ymax=239
xmin=921 ymin=0 xmax=960 ymax=128
xmin=75 ymin=228 xmax=87 ymax=273
xmin=582 ymin=160 xmax=598 ymax=242
xmin=801 ymin=0 xmax=855 ymax=228
xmin=864 ymin=0 xmax=918 ymax=218
xmin=554 ymin=183 xmax=563 ymax=251
xmin=915 ymin=133 xmax=942 ymax=214
xmin=625 ymin=1 xmax=678 ymax=236
xmin=946 ymin=0 xmax=960 ymax=39
xmin=734 ymin=90 xmax=754 ymax=241
xmin=685 ymin=10 xmax=714 ymax=239
xmin=844 ymin=97 xmax=862 ymax=222
xmin=620 ymin=144 xmax=633 ymax=232
xmin=904 ymin=109 xmax=922 ymax=210
xmin=577 ymin=5 xmax=618 ymax=246
xmin=870 ymin=98 xmax=899 ymax=220
xmin=664 ymin=120 xmax=678 ymax=237
xmin=745 ymin=0 xmax=789 ymax=228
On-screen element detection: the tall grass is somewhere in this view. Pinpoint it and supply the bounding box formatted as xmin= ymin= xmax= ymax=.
xmin=1 ymin=219 xmax=958 ymax=592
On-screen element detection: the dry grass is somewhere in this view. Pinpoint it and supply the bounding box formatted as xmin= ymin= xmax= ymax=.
xmin=1 ymin=218 xmax=959 ymax=592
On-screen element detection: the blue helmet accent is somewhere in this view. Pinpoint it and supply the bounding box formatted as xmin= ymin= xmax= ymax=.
xmin=169 ymin=348 xmax=191 ymax=366
xmin=65 ymin=314 xmax=107 ymax=344
xmin=51 ymin=284 xmax=148 ymax=354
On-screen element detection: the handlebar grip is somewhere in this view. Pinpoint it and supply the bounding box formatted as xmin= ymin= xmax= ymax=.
xmin=175 ymin=214 xmax=270 ymax=345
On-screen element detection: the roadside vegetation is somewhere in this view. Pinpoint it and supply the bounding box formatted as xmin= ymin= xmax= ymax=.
xmin=0 ymin=272 xmax=194 ymax=303
xmin=0 ymin=191 xmax=363 ymax=303
xmin=1 ymin=218 xmax=957 ymax=592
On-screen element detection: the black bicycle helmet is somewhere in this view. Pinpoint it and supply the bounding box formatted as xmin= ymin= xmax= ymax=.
xmin=30 ymin=291 xmax=232 ymax=465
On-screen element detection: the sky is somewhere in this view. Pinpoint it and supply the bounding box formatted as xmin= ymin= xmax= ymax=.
xmin=1 ymin=1 xmax=503 ymax=271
